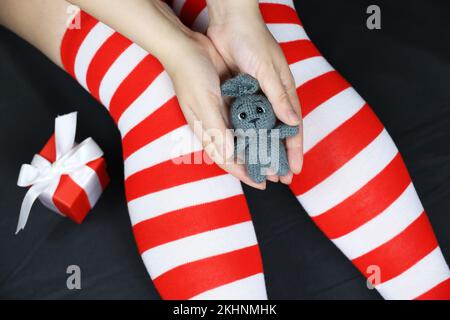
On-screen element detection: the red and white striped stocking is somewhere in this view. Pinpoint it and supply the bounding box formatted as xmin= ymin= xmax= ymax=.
xmin=60 ymin=10 xmax=267 ymax=300
xmin=173 ymin=0 xmax=450 ymax=299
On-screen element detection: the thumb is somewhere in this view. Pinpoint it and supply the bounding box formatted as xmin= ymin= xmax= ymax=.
xmin=257 ymin=66 xmax=300 ymax=126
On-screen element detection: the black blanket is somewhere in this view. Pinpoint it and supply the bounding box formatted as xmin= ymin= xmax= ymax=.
xmin=1 ymin=0 xmax=449 ymax=299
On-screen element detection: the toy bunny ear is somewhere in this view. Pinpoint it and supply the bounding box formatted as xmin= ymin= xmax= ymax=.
xmin=221 ymin=74 xmax=260 ymax=97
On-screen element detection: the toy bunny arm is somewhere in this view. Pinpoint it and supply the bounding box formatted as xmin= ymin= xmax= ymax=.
xmin=234 ymin=135 xmax=249 ymax=158
xmin=274 ymin=124 xmax=299 ymax=139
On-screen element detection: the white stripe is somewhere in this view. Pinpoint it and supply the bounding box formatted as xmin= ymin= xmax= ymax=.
xmin=124 ymin=125 xmax=202 ymax=179
xmin=190 ymin=273 xmax=268 ymax=300
xmin=298 ymin=130 xmax=399 ymax=216
xmin=128 ymin=174 xmax=243 ymax=226
xmin=303 ymin=87 xmax=365 ymax=153
xmin=191 ymin=7 xmax=209 ymax=33
xmin=32 ymin=155 xmax=62 ymax=215
xmin=98 ymin=43 xmax=148 ymax=108
xmin=74 ymin=23 xmax=114 ymax=89
xmin=172 ymin=0 xmax=187 ymax=15
xmin=267 ymin=23 xmax=308 ymax=43
xmin=142 ymin=221 xmax=258 ymax=279
xmin=259 ymin=0 xmax=295 ymax=8
xmin=333 ymin=183 xmax=423 ymax=259
xmin=39 ymin=179 xmax=62 ymax=215
xmin=118 ymin=71 xmax=175 ymax=136
xmin=69 ymin=165 xmax=103 ymax=208
xmin=291 ymin=56 xmax=334 ymax=88
xmin=376 ymin=248 xmax=450 ymax=300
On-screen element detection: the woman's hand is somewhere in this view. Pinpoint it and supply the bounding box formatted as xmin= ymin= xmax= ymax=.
xmin=206 ymin=0 xmax=303 ymax=184
xmin=152 ymin=1 xmax=266 ymax=190
xmin=67 ymin=0 xmax=266 ymax=189
xmin=164 ymin=32 xmax=267 ymax=190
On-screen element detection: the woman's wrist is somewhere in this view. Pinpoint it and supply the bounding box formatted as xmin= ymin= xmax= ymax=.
xmin=206 ymin=0 xmax=260 ymax=25
xmin=66 ymin=0 xmax=195 ymax=70
xmin=123 ymin=0 xmax=196 ymax=66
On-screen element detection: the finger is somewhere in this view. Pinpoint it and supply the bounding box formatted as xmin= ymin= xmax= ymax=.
xmin=201 ymin=130 xmax=266 ymax=190
xmin=286 ymin=132 xmax=303 ymax=175
xmin=281 ymin=66 xmax=304 ymax=174
xmin=281 ymin=66 xmax=302 ymax=120
xmin=257 ymin=65 xmax=300 ymax=126
xmin=182 ymin=91 xmax=266 ymax=190
xmin=265 ymin=168 xmax=279 ymax=183
xmin=188 ymin=110 xmax=266 ymax=190
xmin=195 ymin=88 xmax=236 ymax=163
xmin=279 ymin=171 xmax=293 ymax=185
xmin=201 ymin=124 xmax=266 ymax=190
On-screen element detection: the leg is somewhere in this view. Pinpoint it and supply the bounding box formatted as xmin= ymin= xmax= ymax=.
xmin=60 ymin=9 xmax=267 ymax=300
xmin=264 ymin=1 xmax=450 ymax=299
xmin=173 ymin=0 xmax=450 ymax=299
xmin=1 ymin=0 xmax=267 ymax=300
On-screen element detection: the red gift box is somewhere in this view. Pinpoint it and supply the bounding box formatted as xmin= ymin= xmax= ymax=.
xmin=38 ymin=134 xmax=109 ymax=223
xmin=17 ymin=112 xmax=109 ymax=233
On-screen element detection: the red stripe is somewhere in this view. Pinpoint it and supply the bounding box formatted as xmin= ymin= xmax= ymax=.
xmin=53 ymin=175 xmax=91 ymax=224
xmin=353 ymin=212 xmax=438 ymax=284
xmin=133 ymin=195 xmax=251 ymax=253
xmin=291 ymin=105 xmax=383 ymax=195
xmin=259 ymin=3 xmax=302 ymax=25
xmin=86 ymin=33 xmax=132 ymax=100
xmin=109 ymin=55 xmax=163 ymax=123
xmin=86 ymin=158 xmax=110 ymax=190
xmin=179 ymin=0 xmax=206 ymax=27
xmin=415 ymin=278 xmax=450 ymax=300
xmin=280 ymin=40 xmax=321 ymax=65
xmin=125 ymin=151 xmax=225 ymax=201
xmin=153 ymin=245 xmax=263 ymax=300
xmin=122 ymin=96 xmax=185 ymax=159
xmin=310 ymin=154 xmax=410 ymax=239
xmin=60 ymin=11 xmax=98 ymax=77
xmin=298 ymin=71 xmax=351 ymax=117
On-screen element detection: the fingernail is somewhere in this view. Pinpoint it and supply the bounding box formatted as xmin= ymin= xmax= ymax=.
xmin=292 ymin=161 xmax=301 ymax=174
xmin=288 ymin=109 xmax=300 ymax=124
xmin=294 ymin=160 xmax=303 ymax=175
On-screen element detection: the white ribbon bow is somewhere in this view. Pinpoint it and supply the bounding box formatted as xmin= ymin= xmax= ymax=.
xmin=16 ymin=112 xmax=103 ymax=234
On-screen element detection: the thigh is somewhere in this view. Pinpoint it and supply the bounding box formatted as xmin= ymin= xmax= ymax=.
xmin=60 ymin=9 xmax=267 ymax=299
xmin=172 ymin=0 xmax=450 ymax=299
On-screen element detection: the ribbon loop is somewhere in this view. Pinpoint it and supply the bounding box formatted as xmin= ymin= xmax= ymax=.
xmin=17 ymin=164 xmax=41 ymax=187
xmin=16 ymin=112 xmax=103 ymax=234
xmin=55 ymin=112 xmax=77 ymax=159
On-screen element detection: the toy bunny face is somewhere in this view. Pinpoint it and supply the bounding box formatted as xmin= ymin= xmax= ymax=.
xmin=230 ymin=94 xmax=277 ymax=130
xmin=222 ymin=74 xmax=277 ymax=131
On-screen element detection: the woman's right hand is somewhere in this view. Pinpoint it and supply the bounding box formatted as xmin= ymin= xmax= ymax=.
xmin=164 ymin=33 xmax=267 ymax=190
xmin=153 ymin=2 xmax=267 ymax=190
xmin=66 ymin=0 xmax=266 ymax=189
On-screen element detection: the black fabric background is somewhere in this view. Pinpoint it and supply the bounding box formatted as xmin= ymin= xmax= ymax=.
xmin=1 ymin=0 xmax=449 ymax=299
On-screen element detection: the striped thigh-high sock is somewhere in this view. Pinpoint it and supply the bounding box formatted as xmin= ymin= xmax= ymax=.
xmin=60 ymin=11 xmax=267 ymax=300
xmin=173 ymin=0 xmax=450 ymax=299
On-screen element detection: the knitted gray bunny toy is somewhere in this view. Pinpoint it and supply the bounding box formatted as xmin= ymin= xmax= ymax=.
xmin=221 ymin=74 xmax=299 ymax=183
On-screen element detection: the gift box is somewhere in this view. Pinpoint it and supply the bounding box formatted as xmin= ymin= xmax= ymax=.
xmin=16 ymin=112 xmax=109 ymax=233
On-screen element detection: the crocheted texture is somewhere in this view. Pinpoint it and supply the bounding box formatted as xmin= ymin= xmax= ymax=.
xmin=222 ymin=74 xmax=299 ymax=183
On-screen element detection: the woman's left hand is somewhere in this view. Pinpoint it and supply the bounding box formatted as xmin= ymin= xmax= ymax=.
xmin=206 ymin=0 xmax=303 ymax=184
